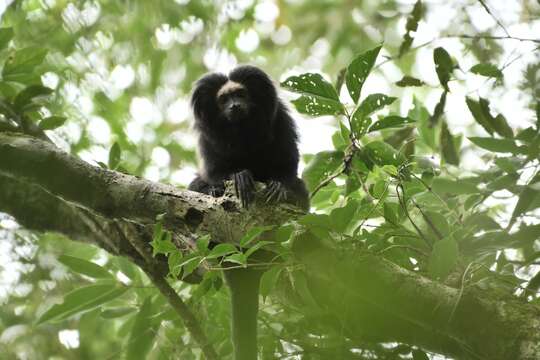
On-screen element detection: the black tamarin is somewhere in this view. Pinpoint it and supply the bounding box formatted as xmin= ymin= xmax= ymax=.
xmin=188 ymin=65 xmax=309 ymax=360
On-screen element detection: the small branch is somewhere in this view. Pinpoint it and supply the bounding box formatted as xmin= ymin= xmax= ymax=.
xmin=309 ymin=164 xmax=345 ymax=199
xmin=443 ymin=34 xmax=540 ymax=44
xmin=396 ymin=184 xmax=430 ymax=246
xmin=310 ymin=144 xmax=357 ymax=198
xmin=477 ymin=0 xmax=510 ymax=38
xmin=145 ymin=270 xmax=219 ymax=360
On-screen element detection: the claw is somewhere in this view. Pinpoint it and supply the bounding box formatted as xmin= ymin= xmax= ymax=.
xmin=264 ymin=181 xmax=288 ymax=204
xmin=233 ymin=170 xmax=255 ymax=208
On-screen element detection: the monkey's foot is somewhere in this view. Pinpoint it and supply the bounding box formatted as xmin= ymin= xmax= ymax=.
xmin=233 ymin=170 xmax=255 ymax=208
xmin=263 ymin=180 xmax=288 ymax=204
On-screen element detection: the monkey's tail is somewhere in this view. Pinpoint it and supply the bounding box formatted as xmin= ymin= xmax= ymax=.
xmin=224 ymin=267 xmax=262 ymax=360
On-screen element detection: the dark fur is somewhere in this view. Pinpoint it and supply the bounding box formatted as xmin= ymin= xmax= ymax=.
xmin=188 ymin=65 xmax=309 ymax=210
xmin=187 ymin=66 xmax=309 ymax=360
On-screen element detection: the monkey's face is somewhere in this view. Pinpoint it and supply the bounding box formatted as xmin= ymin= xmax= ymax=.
xmin=216 ymin=81 xmax=250 ymax=122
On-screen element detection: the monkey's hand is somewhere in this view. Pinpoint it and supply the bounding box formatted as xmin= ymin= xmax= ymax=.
xmin=233 ymin=170 xmax=256 ymax=208
xmin=263 ymin=180 xmax=288 ymax=204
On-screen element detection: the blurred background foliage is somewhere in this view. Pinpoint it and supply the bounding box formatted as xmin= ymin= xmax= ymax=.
xmin=0 ymin=0 xmax=539 ymax=359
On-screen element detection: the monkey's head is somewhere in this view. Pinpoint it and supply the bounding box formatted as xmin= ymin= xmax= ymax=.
xmin=191 ymin=65 xmax=279 ymax=129
xmin=216 ymin=80 xmax=250 ymax=122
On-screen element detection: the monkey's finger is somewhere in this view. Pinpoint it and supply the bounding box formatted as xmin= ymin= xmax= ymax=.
xmin=234 ymin=173 xmax=240 ymax=198
xmin=265 ymin=181 xmax=282 ymax=203
xmin=240 ymin=176 xmax=250 ymax=208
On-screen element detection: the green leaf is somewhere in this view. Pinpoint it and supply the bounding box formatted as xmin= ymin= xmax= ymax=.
xmin=398 ymin=1 xmax=422 ymax=56
xmin=58 ymin=255 xmax=113 ymax=279
xmin=13 ymin=85 xmax=53 ymax=111
xmin=536 ymin=101 xmax=540 ymax=131
xmin=167 ymin=250 xmax=183 ymax=277
xmin=509 ymin=185 xmax=540 ymax=227
xmin=491 ymin=113 xmax=513 ymax=139
xmin=351 ymin=94 xmax=396 ymax=138
xmin=495 ymin=157 xmax=522 ymax=173
xmin=150 ymin=232 xmax=176 ymax=256
xmin=282 ymin=73 xmax=343 ymax=117
xmin=369 ymin=116 xmax=415 ymax=132
xmin=470 ymin=63 xmax=503 ymax=79
xmin=395 ymin=75 xmax=425 ymax=87
xmin=196 ymin=234 xmax=211 ymax=253
xmin=108 ymin=142 xmax=122 ymax=169
xmin=424 ymin=211 xmax=450 ymax=238
xmin=468 ymin=137 xmax=523 ymax=154
xmin=2 ymin=47 xmax=48 ymax=82
xmin=100 ymin=307 xmax=137 ymax=319
xmin=240 ymin=226 xmax=273 ymax=247
xmin=38 ymin=116 xmax=67 ymax=130
xmin=260 ymin=266 xmax=282 ymax=301
xmin=430 ymin=90 xmax=447 ymax=126
xmin=487 ymin=173 xmax=519 ymax=191
xmin=478 ymin=97 xmax=513 ymax=138
xmin=245 ymin=241 xmax=272 ymax=258
xmin=291 ymin=270 xmax=319 ymax=308
xmin=0 ymin=28 xmax=14 ymax=50
xmin=127 ymin=298 xmax=159 ymax=360
xmin=428 ymin=237 xmax=459 ymax=280
xmin=180 ymin=255 xmax=203 ymax=279
xmin=290 ymin=95 xmax=343 ymax=117
xmin=346 ymin=45 xmax=382 ymax=103
xmin=383 ymin=202 xmax=400 ymax=224
xmin=329 ymin=199 xmax=359 ymax=233
xmin=224 ymin=253 xmax=247 ymax=266
xmin=440 ymin=120 xmax=460 ymax=165
xmin=302 ymin=150 xmax=344 ymax=192
xmin=281 ymin=73 xmax=340 ymax=101
xmin=363 ymin=141 xmax=406 ymax=167
xmin=432 ymin=178 xmax=479 ymax=195
xmin=466 ymin=97 xmax=494 ymax=135
xmin=206 ymin=243 xmax=238 ymax=259
xmin=433 ymin=47 xmax=454 ymax=91
xmin=37 ymin=284 xmax=128 ymax=324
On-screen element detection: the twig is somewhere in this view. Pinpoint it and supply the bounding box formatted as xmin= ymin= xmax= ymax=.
xmin=411 ymin=198 xmax=444 ymax=240
xmin=115 ymin=221 xmax=218 ymax=360
xmin=396 ymin=183 xmax=430 ymax=247
xmin=309 ymin=163 xmax=345 ymax=199
xmin=145 ymin=271 xmax=218 ymax=360
xmin=477 ymin=0 xmax=510 ymax=37
xmin=443 ymin=34 xmax=540 ymax=44
xmin=376 ymin=40 xmax=434 ymax=69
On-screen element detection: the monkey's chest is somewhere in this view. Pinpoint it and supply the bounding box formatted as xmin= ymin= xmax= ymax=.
xmin=219 ymin=144 xmax=275 ymax=180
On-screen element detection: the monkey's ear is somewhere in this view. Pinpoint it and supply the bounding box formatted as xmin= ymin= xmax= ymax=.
xmin=191 ymin=72 xmax=228 ymax=122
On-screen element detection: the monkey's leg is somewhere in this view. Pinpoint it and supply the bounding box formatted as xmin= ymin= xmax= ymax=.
xmin=223 ymin=268 xmax=262 ymax=360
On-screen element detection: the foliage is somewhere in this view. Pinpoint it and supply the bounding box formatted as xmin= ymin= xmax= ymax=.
xmin=0 ymin=1 xmax=539 ymax=359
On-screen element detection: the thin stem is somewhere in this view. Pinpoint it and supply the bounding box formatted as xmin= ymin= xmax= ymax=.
xmin=477 ymin=0 xmax=510 ymax=37
xmin=443 ymin=34 xmax=540 ymax=44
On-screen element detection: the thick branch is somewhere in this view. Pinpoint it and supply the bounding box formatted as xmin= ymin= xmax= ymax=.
xmin=295 ymin=243 xmax=540 ymax=359
xmin=0 ymin=132 xmax=296 ymax=244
